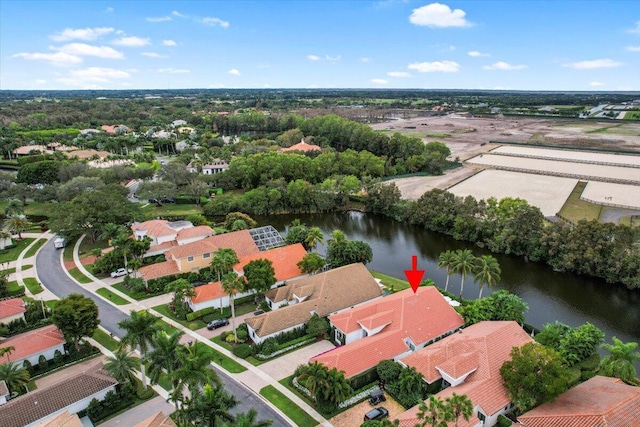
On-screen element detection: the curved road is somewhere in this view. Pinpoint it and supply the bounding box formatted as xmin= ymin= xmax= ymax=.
xmin=36 ymin=238 xmax=289 ymax=426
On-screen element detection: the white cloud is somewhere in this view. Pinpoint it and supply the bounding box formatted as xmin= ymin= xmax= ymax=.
xmin=626 ymin=46 xmax=640 ymax=52
xmin=409 ymin=3 xmax=471 ymax=28
xmin=172 ymin=10 xmax=186 ymax=18
xmin=35 ymin=79 xmax=47 ymax=84
xmin=371 ymin=79 xmax=388 ymax=84
xmin=112 ymin=36 xmax=151 ymax=47
xmin=141 ymin=52 xmax=168 ymax=58
xmin=449 ymin=45 xmax=456 ymax=50
xmin=325 ymin=54 xmax=341 ymax=62
xmin=408 ymin=60 xmax=460 ymax=73
xmin=563 ymin=59 xmax=622 ymax=69
xmin=53 ymin=43 xmax=124 ymax=59
xmin=387 ymin=71 xmax=412 ymax=77
xmin=157 ymin=68 xmax=190 ymax=74
xmin=483 ymin=61 xmax=527 ymax=70
xmin=105 ymin=7 xmax=114 ymax=13
xmin=468 ymin=51 xmax=490 ymax=57
xmin=228 ymin=68 xmax=241 ymax=75
xmin=162 ymin=40 xmax=177 ymax=46
xmin=629 ymin=21 xmax=640 ymax=34
xmin=147 ymin=16 xmax=172 ymax=22
xmin=69 ymin=67 xmax=131 ymax=82
xmin=361 ymin=57 xmax=371 ymax=63
xmin=50 ymin=27 xmax=114 ymax=41
xmin=307 ymin=54 xmax=321 ymax=61
xmin=589 ymin=81 xmax=605 ymax=87
xmin=12 ymin=51 xmax=82 ymax=66
xmin=201 ymin=17 xmax=230 ymax=28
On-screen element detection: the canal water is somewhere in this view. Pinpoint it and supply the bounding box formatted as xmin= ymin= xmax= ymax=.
xmin=256 ymin=211 xmax=640 ymax=350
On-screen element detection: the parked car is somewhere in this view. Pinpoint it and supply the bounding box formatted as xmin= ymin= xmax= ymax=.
xmin=207 ymin=318 xmax=229 ymax=330
xmin=161 ymin=197 xmax=175 ymax=203
xmin=148 ymin=198 xmax=158 ymax=204
xmin=253 ymin=309 xmax=265 ymax=316
xmin=110 ymin=268 xmax=129 ymax=278
xmin=369 ymin=389 xmax=386 ymax=405
xmin=364 ymin=407 xmax=389 ymax=422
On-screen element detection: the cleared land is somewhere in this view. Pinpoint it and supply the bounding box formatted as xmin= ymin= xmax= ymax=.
xmin=448 ymin=170 xmax=578 ymax=216
xmin=467 ymin=154 xmax=640 ymax=184
xmin=581 ymin=181 xmax=640 ymax=210
xmin=387 ymin=167 xmax=479 ymax=200
xmin=491 ymin=146 xmax=640 ymax=167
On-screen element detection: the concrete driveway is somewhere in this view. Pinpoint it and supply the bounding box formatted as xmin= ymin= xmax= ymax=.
xmin=259 ymin=340 xmax=336 ymax=381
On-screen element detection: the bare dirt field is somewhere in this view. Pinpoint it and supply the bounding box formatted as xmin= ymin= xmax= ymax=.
xmin=581 ymin=181 xmax=640 ymax=210
xmin=490 ymin=145 xmax=640 ymax=167
xmin=387 ymin=167 xmax=480 ymax=200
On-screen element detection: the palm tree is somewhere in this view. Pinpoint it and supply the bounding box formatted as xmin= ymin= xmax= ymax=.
xmin=321 ymin=367 xmax=353 ymax=406
xmin=0 ymin=362 xmax=30 ymax=394
xmin=218 ymin=408 xmax=273 ymax=427
xmin=180 ymin=383 xmax=238 ymax=426
xmin=0 ymin=346 xmax=15 ymax=362
xmin=211 ymin=248 xmax=239 ymax=282
xmin=599 ymin=337 xmax=640 ymax=383
xmin=4 ymin=199 xmax=23 ymax=217
xmin=305 ymin=227 xmax=324 ymax=252
xmin=221 ymin=272 xmax=245 ymax=343
xmin=445 ymin=393 xmax=474 ymax=427
xmin=146 ymin=329 xmax=184 ymax=386
xmin=5 ymin=215 xmax=29 ymax=240
xmin=452 ymin=249 xmax=476 ymax=298
xmin=172 ymin=343 xmax=219 ymax=399
xmin=296 ymin=361 xmax=329 ymax=404
xmin=416 ymin=395 xmax=451 ymax=427
xmin=397 ymin=366 xmax=424 ymax=396
xmin=473 ymin=255 xmax=501 ymax=299
xmin=437 ymin=250 xmax=456 ymax=293
xmin=118 ymin=310 xmax=159 ymax=390
xmin=112 ymin=231 xmax=131 ymax=270
xmin=104 ymin=349 xmax=138 ymax=384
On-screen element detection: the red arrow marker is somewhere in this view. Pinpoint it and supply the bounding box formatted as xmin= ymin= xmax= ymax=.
xmin=404 ymin=255 xmax=425 ymax=294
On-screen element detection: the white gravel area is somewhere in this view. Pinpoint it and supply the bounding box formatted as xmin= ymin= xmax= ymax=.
xmin=447 ymin=170 xmax=578 ymax=216
xmin=581 ymin=181 xmax=640 ymax=210
xmin=491 ymin=146 xmax=640 ymax=167
xmin=467 ymin=154 xmax=640 ymax=183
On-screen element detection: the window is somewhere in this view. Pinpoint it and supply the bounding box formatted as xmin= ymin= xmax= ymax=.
xmin=203 ymin=253 xmax=211 ymax=259
xmin=477 ymin=412 xmax=486 ymax=422
xmin=187 ymin=256 xmax=194 ymax=262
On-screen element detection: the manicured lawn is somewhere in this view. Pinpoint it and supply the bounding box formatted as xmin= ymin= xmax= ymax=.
xmin=155 ymin=319 xmax=177 ymax=334
xmin=0 ymin=201 xmax=51 ymax=218
xmin=558 ymin=181 xmax=602 ymax=223
xmin=140 ymin=203 xmax=203 ymax=218
xmin=370 ymin=270 xmax=409 ymax=291
xmin=202 ymin=345 xmax=247 ymax=373
xmin=152 ymin=303 xmax=206 ymax=330
xmin=78 ymin=237 xmax=109 ymax=257
xmin=24 ymin=239 xmax=47 ymax=258
xmin=260 ymin=385 xmax=317 ymax=427
xmin=96 ymin=287 xmax=130 ymax=305
xmin=6 ymin=280 xmax=25 ymax=295
xmin=23 ymin=277 xmax=43 ymax=295
xmin=62 ymin=240 xmax=76 ymax=262
xmin=92 ymin=328 xmax=120 ymax=352
xmin=67 ymin=267 xmax=93 ymax=284
xmin=0 ymin=238 xmax=35 ymax=263
xmin=112 ymin=283 xmax=156 ymax=300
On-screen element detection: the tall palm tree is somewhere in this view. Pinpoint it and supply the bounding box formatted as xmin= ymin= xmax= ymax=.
xmin=473 ymin=255 xmax=501 ymax=299
xmin=118 ymin=310 xmax=159 ymax=390
xmin=0 ymin=362 xmax=30 ymax=394
xmin=104 ymin=349 xmax=138 ymax=384
xmin=180 ymin=383 xmax=238 ymax=427
xmin=0 ymin=346 xmax=15 ymax=362
xmin=221 ymin=272 xmax=245 ymax=342
xmin=112 ymin=231 xmax=131 ymax=270
xmin=417 ymin=395 xmax=451 ymax=427
xmin=4 ymin=199 xmax=23 ymax=217
xmin=296 ymin=361 xmax=329 ymax=404
xmin=5 ymin=215 xmax=29 ymax=240
xmin=146 ymin=329 xmax=184 ymax=386
xmin=211 ymin=248 xmax=239 ymax=282
xmin=321 ymin=367 xmax=353 ymax=406
xmin=599 ymin=337 xmax=640 ymax=383
xmin=218 ymin=408 xmax=273 ymax=427
xmin=305 ymin=227 xmax=324 ymax=252
xmin=445 ymin=393 xmax=474 ymax=427
xmin=452 ymin=249 xmax=476 ymax=298
xmin=437 ymin=250 xmax=457 ymax=293
xmin=172 ymin=343 xmax=219 ymax=399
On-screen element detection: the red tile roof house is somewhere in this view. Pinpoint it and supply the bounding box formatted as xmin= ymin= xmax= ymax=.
xmin=0 ymin=363 xmax=118 ymax=427
xmin=131 ymin=219 xmax=214 ymax=257
xmin=0 ymin=297 xmax=27 ymax=325
xmin=36 ymin=410 xmax=83 ymax=427
xmin=278 ymin=140 xmax=322 ymax=153
xmin=0 ymin=324 xmax=66 ymax=366
xmin=245 ymin=263 xmax=384 ymax=344
xmin=188 ymin=243 xmax=308 ymax=312
xmin=514 ymin=375 xmax=640 ymax=427
xmin=311 ymin=286 xmax=465 ymax=379
xmin=139 ymin=229 xmax=260 ymax=282
xmin=395 ymin=321 xmax=534 ymax=427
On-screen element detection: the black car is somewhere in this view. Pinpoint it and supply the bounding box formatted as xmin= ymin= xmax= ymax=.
xmin=253 ymin=309 xmax=265 ymax=316
xmin=369 ymin=389 xmax=386 ymax=405
xmin=148 ymin=198 xmax=158 ymax=204
xmin=206 ymin=318 xmax=229 ymax=330
xmin=161 ymin=197 xmax=175 ymax=203
xmin=364 ymin=407 xmax=389 ymax=422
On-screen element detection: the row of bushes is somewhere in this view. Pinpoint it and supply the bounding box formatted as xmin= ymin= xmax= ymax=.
xmin=85 ymin=382 xmax=152 ymax=423
xmin=26 ymin=343 xmax=100 ymax=378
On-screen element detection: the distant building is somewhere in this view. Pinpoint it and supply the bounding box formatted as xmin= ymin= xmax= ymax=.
xmin=278 ymin=140 xmax=322 ymax=154
xmin=202 ymin=159 xmax=229 ymax=175
xmin=0 ymin=297 xmax=26 ymax=325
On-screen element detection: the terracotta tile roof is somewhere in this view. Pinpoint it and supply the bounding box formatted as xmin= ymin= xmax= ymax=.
xmin=312 ymin=287 xmax=464 ymax=378
xmin=398 ymin=321 xmax=534 ymax=426
xmin=167 ymin=230 xmax=259 ymax=260
xmin=0 ymin=297 xmax=27 ymax=320
xmin=134 ymin=411 xmax=177 ymax=427
xmin=235 ymin=244 xmax=307 ymax=282
xmin=0 ymin=324 xmax=65 ymax=364
xmin=358 ymin=309 xmax=394 ymax=331
xmin=147 ymin=241 xmax=178 ymax=253
xmin=37 ymin=410 xmax=83 ymax=427
xmin=176 ymin=225 xmax=214 ymax=241
xmin=517 ymin=376 xmax=640 ymax=427
xmin=139 ymin=260 xmax=180 ymax=281
xmin=191 ymin=281 xmax=227 ymax=304
xmin=246 ymin=263 xmax=383 ymax=339
xmin=12 ymin=145 xmax=51 ymax=155
xmin=67 ymin=149 xmax=110 ymax=160
xmin=1 ymin=363 xmax=118 ymax=427
xmin=279 ymin=141 xmax=322 ymax=153
xmin=132 ymin=220 xmax=179 ymax=237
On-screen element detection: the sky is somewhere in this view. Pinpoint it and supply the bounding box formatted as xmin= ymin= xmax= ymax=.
xmin=1 ymin=0 xmax=639 ymax=91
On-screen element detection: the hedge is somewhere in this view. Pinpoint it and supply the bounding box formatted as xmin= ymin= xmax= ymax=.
xmin=232 ymin=344 xmax=252 ymax=359
xmin=186 ymin=306 xmax=217 ymax=321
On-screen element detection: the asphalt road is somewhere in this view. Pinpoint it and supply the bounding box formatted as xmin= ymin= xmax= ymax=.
xmin=36 ymin=238 xmax=290 ymax=427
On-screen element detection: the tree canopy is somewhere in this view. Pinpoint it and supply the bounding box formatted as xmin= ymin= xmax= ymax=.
xmin=51 ymin=293 xmax=100 ymax=351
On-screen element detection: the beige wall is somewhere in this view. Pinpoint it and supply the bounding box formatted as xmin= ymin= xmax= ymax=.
xmin=0 ymin=313 xmax=25 ymax=325
xmin=175 ymin=252 xmax=212 ymax=272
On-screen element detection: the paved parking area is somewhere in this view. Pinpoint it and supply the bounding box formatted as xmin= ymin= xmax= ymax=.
xmin=259 ymin=340 xmax=335 ymax=381
xmin=327 ymin=395 xmax=406 ymax=427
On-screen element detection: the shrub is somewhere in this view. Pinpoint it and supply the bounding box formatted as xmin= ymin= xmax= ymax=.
xmin=225 ymin=334 xmax=237 ymax=343
xmin=53 ymin=349 xmax=63 ymax=365
xmin=232 ymin=344 xmax=252 ymax=359
xmin=86 ymin=398 xmax=102 ymax=421
xmin=22 ymin=360 xmax=33 ymax=375
xmin=260 ymin=338 xmax=279 ymax=356
xmin=236 ymin=328 xmax=248 ymax=342
xmin=38 ymin=354 xmax=48 ymax=370
xmin=186 ymin=306 xmax=216 ymax=321
xmin=220 ymin=331 xmax=231 ymax=342
xmin=377 ymin=360 xmax=402 ymax=383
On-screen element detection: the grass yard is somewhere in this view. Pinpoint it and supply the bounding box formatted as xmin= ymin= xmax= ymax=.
xmin=0 ymin=202 xmax=51 ymax=218
xmin=558 ymin=181 xmax=603 ymax=223
xmin=0 ymin=238 xmax=35 ymax=263
xmin=24 ymin=239 xmax=46 ymax=258
xmin=92 ymin=328 xmax=120 ymax=352
xmin=260 ymin=385 xmax=317 ymax=427
xmin=152 ymin=303 xmax=206 ymax=330
xmin=112 ymin=283 xmax=156 ymax=300
xmin=96 ymin=287 xmax=130 ymax=305
xmin=6 ymin=280 xmax=25 ymax=295
xmin=67 ymin=267 xmax=93 ymax=284
xmin=370 ymin=270 xmax=409 ymax=292
xmin=23 ymin=278 xmax=43 ymax=295
xmin=140 ymin=203 xmax=203 ymax=218
xmin=62 ymin=240 xmax=76 ymax=262
xmin=623 ymin=111 xmax=640 ymax=121
xmin=78 ymin=237 xmax=110 ymax=257
xmin=197 ymin=342 xmax=247 ymax=373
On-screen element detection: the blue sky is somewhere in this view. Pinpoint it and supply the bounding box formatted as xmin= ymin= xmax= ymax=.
xmin=1 ymin=0 xmax=639 ymax=91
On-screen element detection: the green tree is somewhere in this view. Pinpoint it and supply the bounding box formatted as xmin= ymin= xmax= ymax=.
xmin=210 ymin=248 xmax=239 ymax=282
xmin=0 ymin=346 xmax=15 ymax=362
xmin=296 ymin=361 xmax=329 ymax=404
xmin=306 ymin=314 xmax=329 ymax=338
xmin=558 ymin=322 xmax=604 ymax=367
xmin=0 ymin=361 xmax=30 ymax=394
xmin=599 ymin=337 xmax=640 ymax=383
xmin=3 ymin=199 xmax=24 ymax=217
xmin=51 ymin=293 xmax=100 ymax=351
xmin=444 ymin=393 xmax=473 ymax=427
xmin=437 ymin=250 xmax=457 ymax=293
xmin=222 ymin=408 xmax=273 ymax=427
xmin=500 ymin=342 xmax=571 ymax=412
xmin=146 ymin=330 xmax=184 ymax=388
xmin=243 ymin=259 xmax=276 ymax=294
xmin=104 ymin=349 xmax=138 ymax=384
xmin=452 ymin=249 xmax=476 ymax=298
xmin=416 ymin=395 xmax=451 ymax=427
xmin=5 ymin=215 xmax=30 ymax=240
xmin=473 ymin=255 xmax=501 ymax=299
xmin=165 ymin=279 xmax=195 ymax=319
xmin=179 ymin=383 xmax=237 ymax=427
xmin=321 ymin=367 xmax=353 ymax=407
xmin=172 ymin=343 xmax=219 ymax=399
xmin=118 ymin=310 xmax=159 ymax=390
xmin=136 ymin=180 xmax=177 ymax=205
xmin=221 ymin=272 xmax=246 ymax=343
xmin=490 ymin=290 xmax=529 ymax=324
xmin=223 ymin=212 xmax=257 ymax=230
xmin=305 ymin=226 xmax=324 ymax=252
xmin=297 ymin=252 xmax=326 ymax=274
